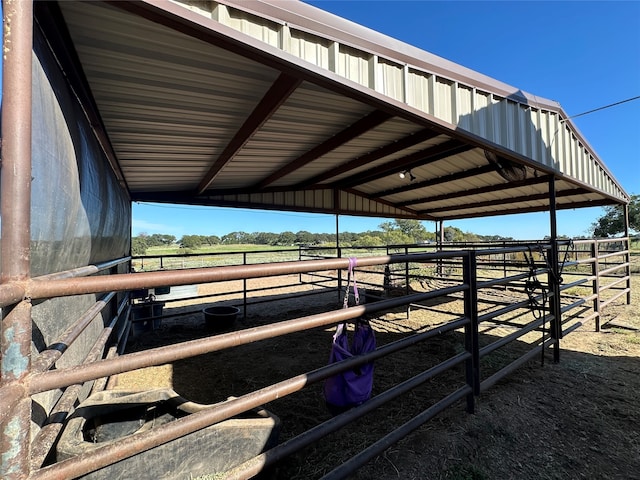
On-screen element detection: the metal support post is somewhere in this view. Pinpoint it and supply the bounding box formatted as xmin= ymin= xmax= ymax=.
xmin=591 ymin=241 xmax=601 ymax=331
xmin=1 ymin=1 xmax=34 ymax=478
xmin=623 ymin=203 xmax=631 ymax=305
xmin=462 ymin=252 xmax=479 ymax=413
xmin=548 ymin=177 xmax=562 ymax=363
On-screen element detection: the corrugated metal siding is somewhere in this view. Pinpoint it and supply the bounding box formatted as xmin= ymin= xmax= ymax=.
xmin=188 ymin=0 xmax=626 ymax=203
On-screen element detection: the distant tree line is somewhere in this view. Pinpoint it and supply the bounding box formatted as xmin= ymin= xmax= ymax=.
xmin=132 ymin=219 xmax=518 ymax=256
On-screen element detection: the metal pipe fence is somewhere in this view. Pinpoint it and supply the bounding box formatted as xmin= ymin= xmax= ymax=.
xmin=0 ymin=238 xmax=632 ymax=479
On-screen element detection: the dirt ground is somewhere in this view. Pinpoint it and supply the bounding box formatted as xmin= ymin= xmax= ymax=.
xmin=115 ymin=267 xmax=640 ymax=480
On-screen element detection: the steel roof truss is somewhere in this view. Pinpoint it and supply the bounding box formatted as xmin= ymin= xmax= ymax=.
xmin=197 ymin=72 xmax=302 ymax=194
xmin=295 ymin=128 xmax=440 ymax=188
xmin=253 ymin=109 xmax=393 ymax=189
xmin=334 ymin=139 xmax=474 ymax=189
xmin=419 ymin=187 xmax=590 ymax=215
xmin=397 ymin=174 xmax=551 ymax=207
xmin=374 ymin=164 xmax=496 ymax=199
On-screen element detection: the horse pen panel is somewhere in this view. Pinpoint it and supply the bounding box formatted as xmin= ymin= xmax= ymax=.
xmin=114 ymin=253 xmax=590 ymax=479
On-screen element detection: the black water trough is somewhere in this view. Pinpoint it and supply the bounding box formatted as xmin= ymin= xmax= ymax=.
xmin=203 ymin=305 xmax=239 ymax=332
xmin=56 ymin=389 xmax=280 ymax=480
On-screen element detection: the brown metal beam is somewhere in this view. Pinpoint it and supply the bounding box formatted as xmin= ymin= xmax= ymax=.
xmin=197 ymin=73 xmax=301 ymax=194
xmin=333 ymin=140 xmax=473 ymax=189
xmin=375 ymin=164 xmax=496 ymax=200
xmin=396 ymin=174 xmax=551 ymax=207
xmin=435 ymin=198 xmax=613 ymax=221
xmin=421 ymin=187 xmax=590 ymax=215
xmin=295 ymin=128 xmax=440 ymax=188
xmin=253 ymin=110 xmax=392 ymax=189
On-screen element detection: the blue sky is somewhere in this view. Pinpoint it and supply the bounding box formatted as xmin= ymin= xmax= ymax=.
xmin=133 ymin=0 xmax=640 ymax=240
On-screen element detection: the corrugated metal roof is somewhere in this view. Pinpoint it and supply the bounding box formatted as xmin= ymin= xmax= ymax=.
xmin=42 ymin=0 xmax=629 ymax=223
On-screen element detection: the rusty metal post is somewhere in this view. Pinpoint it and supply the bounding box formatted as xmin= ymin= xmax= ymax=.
xmin=0 ymin=1 xmax=34 ymax=478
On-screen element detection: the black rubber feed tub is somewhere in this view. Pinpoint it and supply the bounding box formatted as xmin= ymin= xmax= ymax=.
xmin=203 ymin=306 xmax=240 ymax=332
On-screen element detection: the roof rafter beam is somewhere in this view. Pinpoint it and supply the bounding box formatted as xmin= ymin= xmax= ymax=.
xmin=374 ymin=164 xmax=496 ymax=199
xmin=396 ymin=174 xmax=551 ymax=207
xmin=295 ymin=128 xmax=440 ymax=188
xmin=418 ymin=187 xmax=590 ymax=215
xmin=254 ymin=109 xmax=393 ymax=189
xmin=197 ymin=72 xmax=302 ymax=194
xmin=440 ymin=198 xmax=614 ymax=221
xmin=334 ymin=139 xmax=473 ymax=189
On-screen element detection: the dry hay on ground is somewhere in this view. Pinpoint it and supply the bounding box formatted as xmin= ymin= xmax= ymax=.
xmin=116 ymin=269 xmax=640 ymax=480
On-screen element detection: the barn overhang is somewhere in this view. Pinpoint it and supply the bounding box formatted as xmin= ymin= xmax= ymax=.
xmin=37 ymin=0 xmax=629 ymax=221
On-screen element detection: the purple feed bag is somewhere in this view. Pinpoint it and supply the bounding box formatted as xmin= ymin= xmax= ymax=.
xmin=323 ymin=320 xmax=376 ymax=414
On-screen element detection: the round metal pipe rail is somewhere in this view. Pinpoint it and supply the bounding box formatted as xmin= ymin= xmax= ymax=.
xmin=224 ymin=351 xmax=471 ymax=480
xmin=0 ymin=282 xmax=26 ymax=307
xmin=30 ymin=307 xmax=123 ymax=470
xmin=321 ymin=385 xmax=473 ymax=480
xmin=599 ymin=263 xmax=630 ymax=277
xmin=477 ymin=297 xmax=543 ymax=324
xmin=33 ymin=256 xmax=132 ymax=281
xmin=29 ymin=285 xmax=468 ymax=395
xmin=599 ymin=276 xmax=630 ymax=292
xmin=27 ymin=252 xmax=469 ymax=299
xmin=480 ymin=321 xmax=582 ymax=393
xmin=479 ymin=317 xmax=545 ymax=358
xmin=30 ymin=316 xmax=470 ymax=480
xmin=601 ymin=289 xmax=631 ymax=309
xmin=31 ymin=292 xmax=117 ymax=373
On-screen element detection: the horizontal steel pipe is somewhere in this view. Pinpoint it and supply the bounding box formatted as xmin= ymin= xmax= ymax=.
xmin=0 ymin=281 xmax=26 ymax=307
xmin=480 ymin=337 xmax=555 ymax=393
xmin=321 ymin=385 xmax=473 ymax=480
xmin=29 ymin=287 xmax=468 ymax=394
xmin=225 ymin=351 xmax=471 ymax=480
xmin=559 ymin=277 xmax=595 ymax=290
xmin=475 ymin=245 xmax=551 ymax=257
xmin=601 ymin=289 xmax=631 ymax=309
xmin=560 ymin=297 xmax=593 ymax=314
xmin=28 ymin=253 xmax=467 ymax=299
xmin=30 ymin=317 xmax=469 ymax=480
xmin=476 ymin=270 xmax=546 ymax=290
xmin=479 ymin=317 xmax=545 ymax=358
xmin=571 ymin=257 xmax=596 ymax=265
xmin=477 ymin=296 xmax=544 ymax=324
xmin=31 ymin=292 xmax=116 ymax=373
xmin=30 ymin=308 xmax=120 ymax=469
xmin=599 ymin=263 xmax=630 ymax=276
xmin=599 ymin=276 xmax=630 ymax=292
xmin=33 ymin=257 xmax=131 ymax=281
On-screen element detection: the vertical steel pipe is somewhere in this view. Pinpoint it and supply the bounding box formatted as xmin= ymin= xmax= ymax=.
xmin=0 ymin=1 xmax=33 ymax=478
xmin=591 ymin=241 xmax=601 ymax=331
xmin=462 ymin=250 xmax=480 ymax=414
xmin=547 ymin=177 xmax=562 ymax=363
xmin=623 ymin=204 xmax=631 ymax=305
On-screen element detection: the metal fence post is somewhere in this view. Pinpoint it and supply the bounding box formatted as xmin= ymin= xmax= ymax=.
xmin=591 ymin=241 xmax=601 ymax=332
xmin=1 ymin=1 xmax=34 ymax=478
xmin=462 ymin=251 xmax=480 ymax=413
xmin=243 ymin=252 xmax=247 ymax=319
xmin=405 ymin=246 xmax=410 ymax=319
